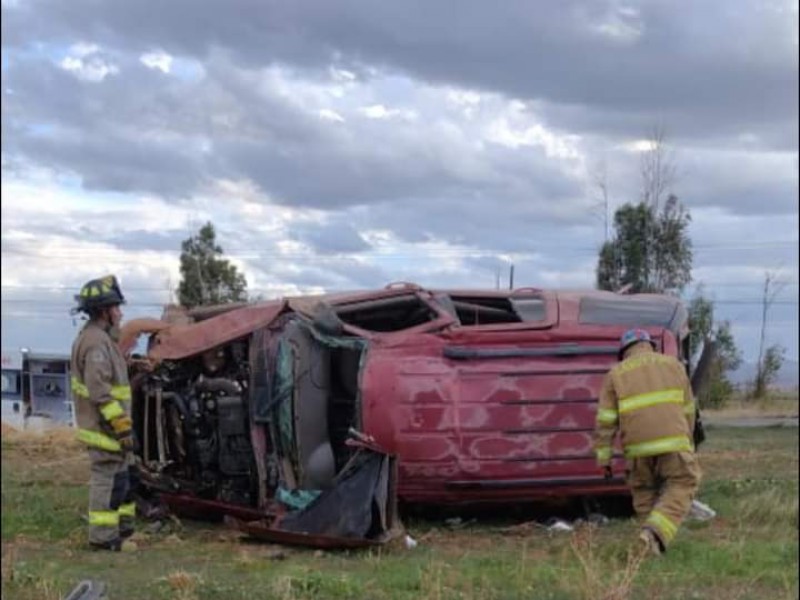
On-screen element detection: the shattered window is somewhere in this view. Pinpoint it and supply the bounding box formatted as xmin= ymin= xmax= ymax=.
xmin=449 ymin=295 xmax=547 ymax=326
xmin=333 ymin=294 xmax=439 ymax=332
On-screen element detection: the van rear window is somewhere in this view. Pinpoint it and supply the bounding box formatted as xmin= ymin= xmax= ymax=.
xmin=578 ymin=296 xmax=680 ymax=328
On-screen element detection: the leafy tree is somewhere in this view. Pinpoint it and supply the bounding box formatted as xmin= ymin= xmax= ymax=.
xmin=596 ymin=196 xmax=692 ymax=294
xmin=178 ymin=222 xmax=248 ymax=308
xmin=754 ymin=344 xmax=786 ymax=399
xmin=687 ymin=288 xmax=743 ymax=408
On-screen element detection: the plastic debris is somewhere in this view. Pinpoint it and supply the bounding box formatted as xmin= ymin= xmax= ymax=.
xmin=404 ymin=534 xmax=418 ymax=549
xmin=545 ymin=518 xmax=574 ymax=532
xmin=688 ymin=499 xmax=716 ymax=522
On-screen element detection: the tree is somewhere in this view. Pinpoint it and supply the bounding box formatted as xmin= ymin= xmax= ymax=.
xmin=177 ymin=222 xmax=248 ymax=308
xmin=754 ymin=344 xmax=786 ymax=399
xmin=753 ymin=271 xmax=787 ymax=398
xmin=595 ymin=129 xmax=692 ymax=294
xmin=596 ymin=196 xmax=692 ymax=294
xmin=688 ymin=288 xmax=743 ymax=408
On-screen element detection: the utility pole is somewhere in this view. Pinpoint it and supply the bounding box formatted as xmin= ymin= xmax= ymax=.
xmin=509 ymin=264 xmax=515 ymax=290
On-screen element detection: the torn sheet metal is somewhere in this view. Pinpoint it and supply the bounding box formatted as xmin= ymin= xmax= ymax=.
xmin=231 ymin=448 xmax=401 ymax=549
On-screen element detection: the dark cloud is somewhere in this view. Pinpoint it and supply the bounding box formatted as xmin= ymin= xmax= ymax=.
xmin=3 ymin=0 xmax=796 ymax=148
xmin=2 ymin=48 xmax=588 ymax=211
xmin=1 ymin=0 xmax=797 ymax=366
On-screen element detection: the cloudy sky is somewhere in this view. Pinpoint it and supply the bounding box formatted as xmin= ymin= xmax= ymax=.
xmin=1 ymin=0 xmax=798 ymax=366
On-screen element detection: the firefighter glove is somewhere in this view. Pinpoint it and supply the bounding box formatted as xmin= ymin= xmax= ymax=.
xmin=110 ymin=415 xmax=135 ymax=451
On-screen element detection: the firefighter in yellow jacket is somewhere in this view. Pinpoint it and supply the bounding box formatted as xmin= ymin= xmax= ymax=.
xmin=594 ymin=329 xmax=702 ymax=556
xmin=70 ymin=275 xmax=137 ymax=551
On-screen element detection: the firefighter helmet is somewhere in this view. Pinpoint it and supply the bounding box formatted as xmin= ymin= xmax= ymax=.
xmin=73 ymin=275 xmax=126 ymax=314
xmin=618 ymin=328 xmax=656 ymax=360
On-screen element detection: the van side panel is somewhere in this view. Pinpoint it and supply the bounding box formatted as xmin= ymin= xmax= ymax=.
xmin=360 ymin=337 xmax=638 ymax=503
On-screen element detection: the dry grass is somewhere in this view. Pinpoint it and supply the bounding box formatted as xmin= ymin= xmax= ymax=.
xmin=1 ymin=425 xmax=82 ymax=453
xmin=2 ymin=426 xmax=88 ymax=486
xmin=705 ymin=392 xmax=799 ymax=419
xmin=161 ymin=570 xmax=202 ymax=600
xmin=1 ymin=422 xmax=20 ymax=436
xmin=735 ymin=486 xmax=799 ymax=529
xmin=1 ymin=543 xmax=18 ymax=586
xmin=1 ymin=541 xmax=60 ymax=600
xmin=569 ymin=523 xmax=648 ymax=600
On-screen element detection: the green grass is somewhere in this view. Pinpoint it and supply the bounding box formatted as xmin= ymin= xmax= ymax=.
xmin=2 ymin=426 xmax=798 ymax=600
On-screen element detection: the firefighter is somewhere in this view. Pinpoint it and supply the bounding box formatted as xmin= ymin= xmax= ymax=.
xmin=594 ymin=328 xmax=702 ymax=556
xmin=70 ymin=275 xmax=137 ymax=551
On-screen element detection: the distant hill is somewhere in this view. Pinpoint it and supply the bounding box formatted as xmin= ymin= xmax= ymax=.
xmin=729 ymin=359 xmax=799 ymax=390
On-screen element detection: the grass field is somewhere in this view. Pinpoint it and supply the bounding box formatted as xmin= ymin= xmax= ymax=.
xmin=2 ymin=425 xmax=797 ymax=600
xmin=704 ymin=391 xmax=799 ymax=420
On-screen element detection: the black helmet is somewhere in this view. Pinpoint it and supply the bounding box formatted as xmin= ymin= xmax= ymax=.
xmin=73 ymin=275 xmax=126 ymax=314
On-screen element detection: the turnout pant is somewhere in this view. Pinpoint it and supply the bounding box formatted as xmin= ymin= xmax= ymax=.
xmin=87 ymin=449 xmax=136 ymax=545
xmin=626 ymin=451 xmax=702 ymax=550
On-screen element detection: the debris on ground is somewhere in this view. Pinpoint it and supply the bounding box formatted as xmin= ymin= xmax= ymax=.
xmin=444 ymin=517 xmax=477 ymax=529
xmin=688 ymin=499 xmax=717 ymax=522
xmin=586 ymin=512 xmax=610 ymax=526
xmin=544 ymin=518 xmax=574 ymax=532
xmin=63 ymin=579 xmax=108 ymax=600
xmin=404 ymin=534 xmax=418 ymax=549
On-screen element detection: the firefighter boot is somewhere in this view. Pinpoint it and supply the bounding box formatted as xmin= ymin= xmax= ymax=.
xmin=638 ymin=528 xmax=663 ymax=557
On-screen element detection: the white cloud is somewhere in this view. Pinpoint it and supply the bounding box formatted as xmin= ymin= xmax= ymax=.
xmin=359 ymin=104 xmax=417 ymax=121
xmin=330 ymin=67 xmax=356 ymax=83
xmin=485 ymin=114 xmax=582 ymax=161
xmin=140 ymin=50 xmax=173 ymax=74
xmin=59 ymin=44 xmax=119 ymax=82
xmin=620 ymin=139 xmax=658 ymax=153
xmin=318 ymin=108 xmax=345 ymax=123
xmin=586 ymin=3 xmax=644 ymax=44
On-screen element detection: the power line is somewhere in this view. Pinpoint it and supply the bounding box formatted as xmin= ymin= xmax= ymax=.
xmin=2 ymin=240 xmax=798 ymax=261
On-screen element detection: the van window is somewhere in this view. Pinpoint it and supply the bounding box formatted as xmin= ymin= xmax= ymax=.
xmin=449 ymin=295 xmax=547 ymax=326
xmin=578 ymin=296 xmax=680 ymax=329
xmin=334 ymin=294 xmax=439 ymax=332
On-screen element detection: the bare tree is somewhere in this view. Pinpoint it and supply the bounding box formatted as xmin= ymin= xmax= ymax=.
xmin=639 ymin=124 xmax=677 ymax=214
xmin=640 ymin=126 xmax=682 ymax=292
xmin=753 ymin=270 xmax=787 ymax=398
xmin=591 ymin=159 xmax=611 ymax=243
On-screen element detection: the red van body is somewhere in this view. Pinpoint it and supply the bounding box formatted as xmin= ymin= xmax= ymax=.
xmin=129 ymin=286 xmax=696 ymax=546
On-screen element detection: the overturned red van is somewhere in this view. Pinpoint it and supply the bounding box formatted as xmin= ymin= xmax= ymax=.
xmin=127 ymin=285 xmax=705 ymax=547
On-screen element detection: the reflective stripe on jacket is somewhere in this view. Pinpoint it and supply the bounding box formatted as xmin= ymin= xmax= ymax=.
xmin=594 ymin=343 xmax=695 ymax=465
xmin=70 ymin=322 xmax=131 ymax=453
